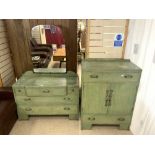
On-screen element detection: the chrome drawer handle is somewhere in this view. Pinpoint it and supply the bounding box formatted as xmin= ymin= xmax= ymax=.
xmin=118 ymin=118 xmax=125 ymax=121
xmin=24 ymin=98 xmax=31 ymax=101
xmin=64 ymin=107 xmax=70 ymax=110
xmin=25 ymin=107 xmax=32 ymax=111
xmin=90 ymin=75 xmax=98 ymax=78
xmin=121 ymin=74 xmax=133 ymax=79
xmin=42 ymin=90 xmax=50 ymax=93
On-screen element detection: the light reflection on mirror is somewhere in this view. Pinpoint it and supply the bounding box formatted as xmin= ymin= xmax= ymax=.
xmin=30 ymin=25 xmax=66 ymax=73
xmin=77 ymin=20 xmax=86 ymax=62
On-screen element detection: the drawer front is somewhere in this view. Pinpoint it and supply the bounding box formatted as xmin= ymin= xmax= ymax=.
xmin=25 ymin=87 xmax=67 ymax=97
xmin=14 ymin=88 xmax=25 ymax=96
xmin=102 ymin=72 xmax=140 ymax=82
xmin=15 ymin=96 xmax=78 ymax=105
xmin=18 ymin=105 xmax=78 ymax=115
xmin=82 ymin=114 xmax=132 ymax=125
xmin=83 ymin=72 xmax=140 ymax=83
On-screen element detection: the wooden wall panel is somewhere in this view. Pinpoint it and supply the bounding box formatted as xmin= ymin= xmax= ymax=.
xmin=45 ymin=19 xmax=52 ymax=25
xmin=37 ymin=19 xmax=46 ymax=25
xmin=66 ymin=20 xmax=77 ymax=73
xmin=0 ymin=20 xmax=15 ymax=86
xmin=29 ymin=19 xmax=38 ymax=30
xmin=5 ymin=19 xmax=33 ymax=78
xmin=53 ymin=19 xmax=62 ymax=26
xmin=0 ymin=77 xmax=2 ymax=87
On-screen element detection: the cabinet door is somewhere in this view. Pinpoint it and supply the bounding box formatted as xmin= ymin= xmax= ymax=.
xmin=108 ymin=83 xmax=138 ymax=115
xmin=82 ymin=83 xmax=109 ymax=114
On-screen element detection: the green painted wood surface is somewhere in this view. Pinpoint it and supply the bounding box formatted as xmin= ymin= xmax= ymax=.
xmin=107 ymin=83 xmax=138 ymax=115
xmin=82 ymin=83 xmax=109 ymax=114
xmin=82 ymin=58 xmax=141 ymax=73
xmin=13 ymin=71 xmax=79 ymax=120
xmin=15 ymin=96 xmax=77 ymax=105
xmin=17 ymin=104 xmax=78 ymax=117
xmin=81 ymin=58 xmax=142 ymax=130
xmin=81 ymin=114 xmax=132 ymax=130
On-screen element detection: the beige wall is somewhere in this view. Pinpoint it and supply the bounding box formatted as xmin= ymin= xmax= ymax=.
xmin=125 ymin=20 xmax=155 ymax=134
xmin=86 ymin=19 xmax=128 ymax=58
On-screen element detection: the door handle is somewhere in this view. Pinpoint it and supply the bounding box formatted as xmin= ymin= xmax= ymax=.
xmin=106 ymin=100 xmax=111 ymax=106
xmin=118 ymin=118 xmax=125 ymax=121
xmin=88 ymin=117 xmax=95 ymax=121
xmin=64 ymin=107 xmax=70 ymax=110
xmin=64 ymin=97 xmax=71 ymax=101
xmin=24 ymin=98 xmax=31 ymax=101
xmin=42 ymin=90 xmax=50 ymax=93
xmin=25 ymin=107 xmax=32 ymax=111
xmin=121 ymin=74 xmax=133 ymax=79
xmin=105 ymin=89 xmax=113 ymax=106
xmin=90 ymin=75 xmax=98 ymax=78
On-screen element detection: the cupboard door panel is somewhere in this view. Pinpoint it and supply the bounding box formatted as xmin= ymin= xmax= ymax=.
xmin=82 ymin=83 xmax=109 ymax=114
xmin=108 ymin=83 xmax=138 ymax=115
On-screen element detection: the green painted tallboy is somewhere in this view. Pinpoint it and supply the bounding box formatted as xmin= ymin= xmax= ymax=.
xmin=81 ymin=59 xmax=142 ymax=130
xmin=12 ymin=70 xmax=79 ymax=120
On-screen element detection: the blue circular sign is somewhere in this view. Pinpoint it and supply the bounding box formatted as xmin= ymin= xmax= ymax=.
xmin=116 ymin=34 xmax=122 ymax=40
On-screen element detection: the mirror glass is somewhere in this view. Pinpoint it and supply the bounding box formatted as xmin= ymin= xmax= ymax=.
xmin=77 ymin=20 xmax=86 ymax=62
xmin=30 ymin=25 xmax=66 ymax=72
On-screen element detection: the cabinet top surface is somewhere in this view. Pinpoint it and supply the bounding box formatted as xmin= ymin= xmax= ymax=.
xmin=13 ymin=71 xmax=79 ymax=87
xmin=82 ymin=59 xmax=142 ymax=72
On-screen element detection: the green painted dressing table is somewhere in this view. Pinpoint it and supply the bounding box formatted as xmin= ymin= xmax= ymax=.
xmin=13 ymin=70 xmax=79 ymax=120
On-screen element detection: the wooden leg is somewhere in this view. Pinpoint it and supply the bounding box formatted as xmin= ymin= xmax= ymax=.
xmin=69 ymin=114 xmax=79 ymax=120
xmin=81 ymin=122 xmax=92 ymax=130
xmin=119 ymin=123 xmax=130 ymax=130
xmin=18 ymin=112 xmax=29 ymax=120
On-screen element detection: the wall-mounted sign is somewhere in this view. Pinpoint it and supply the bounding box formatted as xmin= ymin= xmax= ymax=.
xmin=114 ymin=33 xmax=124 ymax=47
